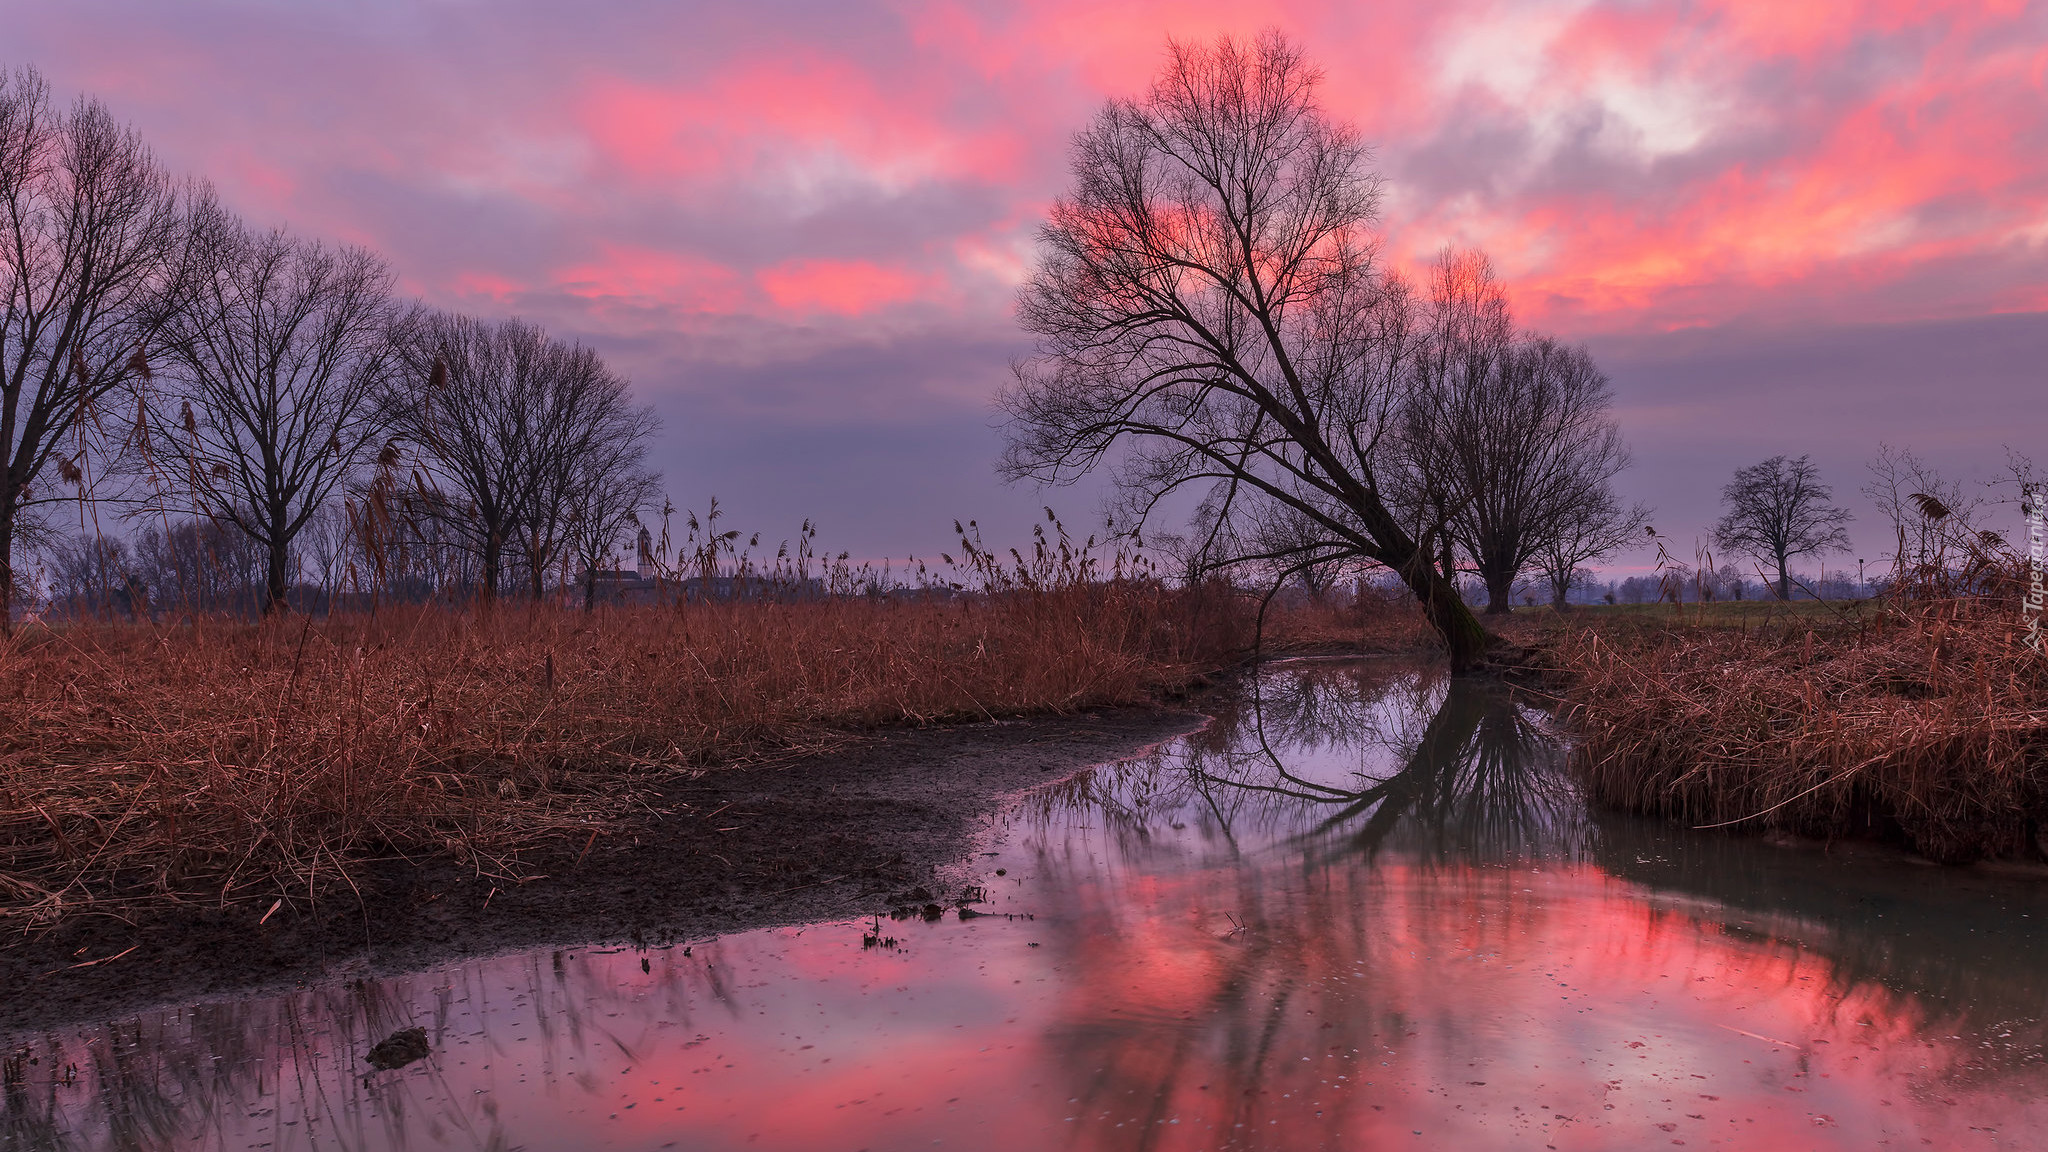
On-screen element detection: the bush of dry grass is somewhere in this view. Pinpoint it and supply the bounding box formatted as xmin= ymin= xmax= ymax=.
xmin=0 ymin=579 xmax=1250 ymax=926
xmin=1560 ymin=565 xmax=2048 ymax=862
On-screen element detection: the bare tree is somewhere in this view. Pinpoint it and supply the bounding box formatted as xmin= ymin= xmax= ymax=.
xmin=126 ymin=515 xmax=266 ymax=615
xmin=565 ymin=436 xmax=662 ymax=610
xmin=1712 ymin=454 xmax=1852 ymax=599
xmin=1403 ymin=250 xmax=1636 ymax=614
xmin=999 ymin=32 xmax=1494 ymax=671
xmin=512 ymin=377 xmax=657 ymax=602
xmin=1252 ymin=503 xmax=1364 ymax=602
xmin=145 ymin=196 xmax=410 ymax=613
xmin=44 ymin=530 xmax=135 ymax=617
xmin=1530 ymin=488 xmax=1649 ymax=610
xmin=0 ymin=68 xmax=184 ymax=628
xmin=395 ymin=313 xmax=653 ymax=601
xmin=1394 ymin=248 xmax=1510 ymax=599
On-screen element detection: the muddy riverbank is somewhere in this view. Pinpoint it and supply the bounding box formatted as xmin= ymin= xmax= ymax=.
xmin=0 ymin=707 xmax=1205 ymax=1036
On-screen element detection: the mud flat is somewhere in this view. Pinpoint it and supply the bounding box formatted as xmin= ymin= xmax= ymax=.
xmin=0 ymin=707 xmax=1205 ymax=1036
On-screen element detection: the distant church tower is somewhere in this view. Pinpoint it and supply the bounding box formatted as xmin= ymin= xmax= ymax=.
xmin=636 ymin=525 xmax=655 ymax=579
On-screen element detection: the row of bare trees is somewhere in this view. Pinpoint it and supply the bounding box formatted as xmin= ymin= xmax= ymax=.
xmin=1001 ymin=33 xmax=1646 ymax=670
xmin=1 ymin=66 xmax=661 ymax=622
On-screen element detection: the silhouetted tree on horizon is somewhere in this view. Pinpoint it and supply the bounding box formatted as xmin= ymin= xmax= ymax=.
xmin=392 ymin=313 xmax=655 ymax=602
xmin=144 ymin=193 xmax=413 ymax=613
xmin=1713 ymin=454 xmax=1852 ymax=599
xmin=1400 ymin=249 xmax=1639 ymax=614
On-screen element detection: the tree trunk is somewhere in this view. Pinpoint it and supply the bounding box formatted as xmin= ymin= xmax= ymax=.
xmin=0 ymin=503 xmax=15 ymax=636
xmin=264 ymin=536 xmax=292 ymax=615
xmin=1483 ymin=569 xmax=1515 ymax=615
xmin=1397 ymin=555 xmax=1493 ymax=675
xmin=481 ymin=531 xmax=503 ymax=603
xmin=1775 ymin=554 xmax=1790 ymax=600
xmin=583 ymin=565 xmax=597 ymax=612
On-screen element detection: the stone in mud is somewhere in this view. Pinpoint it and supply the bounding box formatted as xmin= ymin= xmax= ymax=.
xmin=366 ymin=1027 xmax=431 ymax=1071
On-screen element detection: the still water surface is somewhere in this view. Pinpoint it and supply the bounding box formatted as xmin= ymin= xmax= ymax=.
xmin=8 ymin=659 xmax=2048 ymax=1150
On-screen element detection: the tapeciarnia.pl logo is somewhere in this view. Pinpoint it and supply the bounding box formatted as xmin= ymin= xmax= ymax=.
xmin=2027 ymin=488 xmax=2045 ymax=653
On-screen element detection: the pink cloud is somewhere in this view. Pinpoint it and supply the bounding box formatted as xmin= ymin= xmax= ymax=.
xmin=556 ymin=246 xmax=749 ymax=316
xmin=757 ymin=258 xmax=933 ymax=316
xmin=11 ymin=0 xmax=2046 ymax=343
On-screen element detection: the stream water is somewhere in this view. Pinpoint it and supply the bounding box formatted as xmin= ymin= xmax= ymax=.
xmin=7 ymin=658 xmax=2048 ymax=1151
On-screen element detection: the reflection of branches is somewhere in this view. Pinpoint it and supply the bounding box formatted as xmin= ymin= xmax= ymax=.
xmin=1026 ymin=661 xmax=1587 ymax=867
xmin=1026 ymin=661 xmax=2048 ymax=1151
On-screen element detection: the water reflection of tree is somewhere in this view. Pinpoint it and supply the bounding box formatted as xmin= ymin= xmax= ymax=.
xmin=1018 ymin=661 xmax=1589 ymax=1150
xmin=1025 ymin=661 xmax=2048 ymax=1150
xmin=1028 ymin=661 xmax=1590 ymax=868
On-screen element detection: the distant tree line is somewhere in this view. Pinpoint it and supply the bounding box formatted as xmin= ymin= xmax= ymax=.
xmin=1 ymin=66 xmax=661 ymax=623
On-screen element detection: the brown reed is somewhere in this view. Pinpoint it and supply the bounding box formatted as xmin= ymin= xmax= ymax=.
xmin=1558 ymin=560 xmax=2048 ymax=862
xmin=0 ymin=576 xmax=1256 ymax=927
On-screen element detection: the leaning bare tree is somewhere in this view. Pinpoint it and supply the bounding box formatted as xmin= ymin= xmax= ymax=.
xmin=1713 ymin=454 xmax=1852 ymax=599
xmin=1000 ymin=32 xmax=1494 ymax=671
xmin=144 ymin=195 xmax=411 ymax=613
xmin=0 ymin=68 xmax=184 ymax=627
xmin=394 ymin=313 xmax=652 ymax=601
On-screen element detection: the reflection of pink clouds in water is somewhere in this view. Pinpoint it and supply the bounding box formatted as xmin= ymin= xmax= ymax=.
xmin=11 ymin=866 xmax=2043 ymax=1149
xmin=1030 ymin=862 xmax=2043 ymax=1150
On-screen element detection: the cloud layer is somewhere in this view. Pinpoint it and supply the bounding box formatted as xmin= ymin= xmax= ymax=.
xmin=8 ymin=0 xmax=2046 ymax=561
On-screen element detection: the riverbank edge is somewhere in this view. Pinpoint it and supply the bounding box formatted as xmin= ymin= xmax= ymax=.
xmin=0 ymin=705 xmax=1209 ymax=1037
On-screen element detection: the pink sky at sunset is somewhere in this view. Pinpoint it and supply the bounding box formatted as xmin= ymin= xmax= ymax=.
xmin=9 ymin=0 xmax=2045 ymax=569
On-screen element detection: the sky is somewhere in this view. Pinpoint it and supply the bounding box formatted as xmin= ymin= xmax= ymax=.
xmin=8 ymin=0 xmax=2047 ymax=577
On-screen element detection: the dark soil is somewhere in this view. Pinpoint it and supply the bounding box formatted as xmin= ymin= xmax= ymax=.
xmin=0 ymin=707 xmax=1204 ymax=1037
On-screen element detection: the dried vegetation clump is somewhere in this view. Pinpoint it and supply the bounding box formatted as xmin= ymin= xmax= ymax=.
xmin=1562 ymin=559 xmax=2048 ymax=862
xmin=0 ymin=573 xmax=1249 ymax=927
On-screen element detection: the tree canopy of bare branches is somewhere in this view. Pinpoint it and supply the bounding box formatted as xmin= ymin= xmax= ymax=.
xmin=565 ymin=434 xmax=663 ymax=610
xmin=999 ymin=32 xmax=1494 ymax=671
xmin=1530 ymin=486 xmax=1649 ymax=610
xmin=393 ymin=314 xmax=656 ymax=601
xmin=145 ymin=195 xmax=412 ymax=612
xmin=1713 ymin=454 xmax=1852 ymax=599
xmin=0 ymin=67 xmax=184 ymax=626
xmin=1401 ymin=250 xmax=1637 ymax=614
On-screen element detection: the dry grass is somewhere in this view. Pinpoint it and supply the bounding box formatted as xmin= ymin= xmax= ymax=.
xmin=1555 ymin=564 xmax=2048 ymax=862
xmin=0 ymin=580 xmax=1253 ymax=926
xmin=1251 ymin=583 xmax=1437 ymax=654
